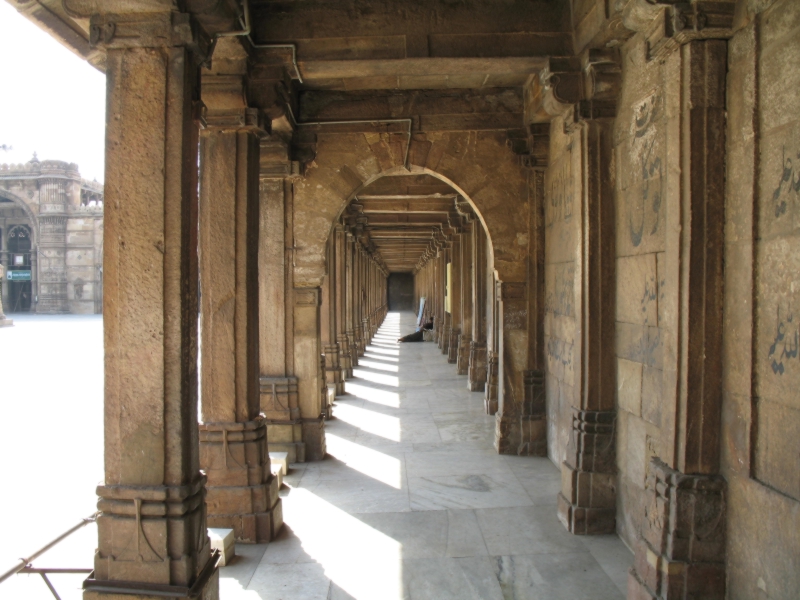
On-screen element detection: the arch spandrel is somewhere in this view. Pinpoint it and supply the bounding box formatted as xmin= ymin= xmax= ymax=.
xmin=292 ymin=130 xmax=529 ymax=287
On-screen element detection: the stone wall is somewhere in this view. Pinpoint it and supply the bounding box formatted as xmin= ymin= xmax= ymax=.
xmin=722 ymin=0 xmax=800 ymax=596
xmin=612 ymin=31 xmax=669 ymax=551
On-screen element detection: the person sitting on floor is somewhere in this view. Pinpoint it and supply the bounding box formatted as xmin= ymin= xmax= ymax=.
xmin=397 ymin=318 xmax=434 ymax=343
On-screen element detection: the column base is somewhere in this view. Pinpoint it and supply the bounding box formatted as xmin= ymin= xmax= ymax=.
xmin=206 ymin=476 xmax=283 ymax=543
xmin=484 ymin=351 xmax=499 ymax=415
xmin=456 ymin=335 xmax=471 ymax=375
xmin=627 ymin=459 xmax=727 ymax=600
xmin=447 ymin=329 xmax=459 ymax=363
xmin=517 ymin=414 xmax=547 ymax=456
xmin=302 ymin=418 xmax=327 ymax=461
xmin=84 ymin=553 xmax=219 ymax=600
xmin=266 ymin=421 xmax=306 ymax=463
xmin=467 ymin=342 xmax=487 ymax=392
xmin=494 ymin=412 xmax=521 ymax=455
xmin=557 ymin=490 xmax=616 ymax=535
xmin=558 ymin=408 xmax=617 ymax=534
xmin=0 ymin=317 xmax=13 ymax=327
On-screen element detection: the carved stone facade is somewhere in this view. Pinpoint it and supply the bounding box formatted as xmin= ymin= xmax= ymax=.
xmin=0 ymin=158 xmax=103 ymax=314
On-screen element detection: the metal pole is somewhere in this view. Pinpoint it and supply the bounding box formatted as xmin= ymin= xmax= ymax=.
xmin=0 ymin=512 xmax=98 ymax=585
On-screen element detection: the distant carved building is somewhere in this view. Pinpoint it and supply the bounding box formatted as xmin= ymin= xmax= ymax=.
xmin=0 ymin=156 xmax=103 ymax=313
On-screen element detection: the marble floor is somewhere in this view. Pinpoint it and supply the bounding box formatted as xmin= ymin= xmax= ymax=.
xmin=220 ymin=311 xmax=632 ymax=600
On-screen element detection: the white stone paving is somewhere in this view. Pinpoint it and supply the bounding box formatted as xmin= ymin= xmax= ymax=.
xmin=221 ymin=312 xmax=632 ymax=600
xmin=0 ymin=312 xmax=632 ymax=599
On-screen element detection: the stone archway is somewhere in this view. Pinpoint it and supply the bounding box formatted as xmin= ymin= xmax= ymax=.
xmin=291 ymin=130 xmax=529 ymax=288
xmin=291 ymin=129 xmax=540 ymax=456
xmin=0 ymin=189 xmax=39 ymax=313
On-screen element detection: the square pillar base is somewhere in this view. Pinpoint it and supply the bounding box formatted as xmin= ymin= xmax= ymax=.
xmin=206 ymin=499 xmax=283 ymax=545
xmin=628 ymin=459 xmax=727 ymax=599
xmin=0 ymin=318 xmax=13 ymax=327
xmin=84 ymin=557 xmax=219 ymax=600
xmin=266 ymin=421 xmax=306 ymax=463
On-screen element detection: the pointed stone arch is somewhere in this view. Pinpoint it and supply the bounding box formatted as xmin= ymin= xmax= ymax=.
xmin=291 ymin=130 xmax=529 ymax=287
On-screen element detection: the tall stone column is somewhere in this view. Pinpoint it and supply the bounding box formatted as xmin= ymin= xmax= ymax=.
xmin=345 ymin=232 xmax=358 ymax=367
xmin=629 ymin=40 xmax=728 ymax=600
xmin=469 ymin=222 xmax=487 ymax=391
xmin=84 ymin=11 xmax=218 ymax=598
xmin=494 ymin=279 xmax=529 ymax=454
xmin=448 ymin=232 xmax=462 ymax=363
xmin=198 ymin=83 xmax=281 ymax=542
xmin=258 ymin=135 xmax=305 ymax=463
xmin=557 ymin=113 xmax=617 ymax=534
xmin=485 ymin=275 xmax=500 ymax=414
xmin=294 ymin=286 xmax=326 ymax=461
xmin=519 ymin=167 xmax=547 ymax=456
xmin=334 ymin=225 xmax=352 ymax=378
xmin=457 ymin=210 xmax=473 ymax=375
xmin=321 ymin=237 xmax=343 ymax=399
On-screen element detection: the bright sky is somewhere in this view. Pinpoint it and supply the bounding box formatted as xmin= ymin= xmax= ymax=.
xmin=0 ymin=2 xmax=106 ymax=182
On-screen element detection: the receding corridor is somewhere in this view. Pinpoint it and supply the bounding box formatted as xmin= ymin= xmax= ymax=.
xmin=220 ymin=312 xmax=630 ymax=599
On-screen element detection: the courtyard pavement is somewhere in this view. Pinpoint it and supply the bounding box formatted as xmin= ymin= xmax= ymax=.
xmin=0 ymin=312 xmax=632 ymax=600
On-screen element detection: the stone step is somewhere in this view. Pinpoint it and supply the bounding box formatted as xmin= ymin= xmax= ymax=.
xmin=208 ymin=527 xmax=235 ymax=567
xmin=270 ymin=451 xmax=289 ymax=476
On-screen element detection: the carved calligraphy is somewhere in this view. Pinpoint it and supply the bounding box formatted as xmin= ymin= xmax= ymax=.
xmin=771 ymin=145 xmax=800 ymax=219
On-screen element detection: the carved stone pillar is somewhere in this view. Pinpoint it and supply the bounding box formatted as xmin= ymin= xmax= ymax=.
xmin=345 ymin=233 xmax=359 ymax=366
xmin=83 ymin=11 xmax=218 ymax=598
xmin=258 ymin=134 xmax=305 ymax=463
xmin=198 ymin=62 xmax=281 ymax=543
xmin=294 ymin=286 xmax=326 ymax=461
xmin=494 ymin=280 xmax=529 ymax=455
xmin=518 ymin=167 xmax=547 ymax=456
xmin=629 ymin=39 xmax=728 ymax=600
xmin=320 ymin=240 xmax=343 ymax=397
xmin=468 ymin=219 xmax=487 ymax=390
xmin=557 ymin=113 xmax=617 ymax=534
xmin=334 ymin=226 xmax=352 ymax=379
xmin=448 ymin=233 xmax=462 ymax=364
xmin=457 ymin=213 xmax=473 ymax=375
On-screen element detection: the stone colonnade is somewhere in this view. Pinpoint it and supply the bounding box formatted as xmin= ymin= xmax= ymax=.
xmin=411 ymin=197 xmax=546 ymax=460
